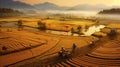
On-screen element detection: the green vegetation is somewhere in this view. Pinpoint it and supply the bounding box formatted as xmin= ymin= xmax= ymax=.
xmin=37 ymin=20 xmax=46 ymax=31
xmin=98 ymin=8 xmax=120 ymax=14
xmin=0 ymin=8 xmax=23 ymax=17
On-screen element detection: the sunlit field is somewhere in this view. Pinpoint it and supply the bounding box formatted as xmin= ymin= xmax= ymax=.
xmin=0 ymin=13 xmax=120 ymax=67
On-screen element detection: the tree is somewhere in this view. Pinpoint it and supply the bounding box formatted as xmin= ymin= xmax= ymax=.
xmin=17 ymin=20 xmax=23 ymax=30
xmin=37 ymin=20 xmax=46 ymax=31
xmin=71 ymin=27 xmax=74 ymax=36
xmin=108 ymin=28 xmax=117 ymax=39
xmin=77 ymin=25 xmax=81 ymax=34
xmin=85 ymin=25 xmax=89 ymax=32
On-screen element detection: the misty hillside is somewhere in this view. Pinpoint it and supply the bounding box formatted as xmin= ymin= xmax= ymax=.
xmin=69 ymin=4 xmax=110 ymax=11
xmin=98 ymin=8 xmax=120 ymax=14
xmin=0 ymin=0 xmax=34 ymax=9
xmin=34 ymin=2 xmax=63 ymax=10
xmin=0 ymin=0 xmax=120 ymax=12
xmin=0 ymin=8 xmax=23 ymax=17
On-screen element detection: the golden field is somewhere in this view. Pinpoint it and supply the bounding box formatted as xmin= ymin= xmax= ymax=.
xmin=0 ymin=16 xmax=120 ymax=67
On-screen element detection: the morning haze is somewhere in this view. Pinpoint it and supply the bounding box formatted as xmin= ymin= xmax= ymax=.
xmin=16 ymin=0 xmax=120 ymax=6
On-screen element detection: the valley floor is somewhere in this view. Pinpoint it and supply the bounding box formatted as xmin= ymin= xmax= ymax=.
xmin=0 ymin=18 xmax=120 ymax=67
xmin=0 ymin=28 xmax=98 ymax=67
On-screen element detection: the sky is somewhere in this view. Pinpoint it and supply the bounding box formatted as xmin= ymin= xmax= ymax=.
xmin=16 ymin=0 xmax=120 ymax=6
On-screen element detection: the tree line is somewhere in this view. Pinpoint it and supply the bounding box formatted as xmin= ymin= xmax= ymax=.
xmin=0 ymin=8 xmax=23 ymax=17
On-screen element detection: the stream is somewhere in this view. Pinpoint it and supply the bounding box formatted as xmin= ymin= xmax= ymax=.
xmin=0 ymin=22 xmax=105 ymax=36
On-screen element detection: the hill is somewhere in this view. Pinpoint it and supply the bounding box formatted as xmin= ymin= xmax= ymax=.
xmin=34 ymin=2 xmax=64 ymax=10
xmin=98 ymin=8 xmax=120 ymax=14
xmin=0 ymin=0 xmax=34 ymax=9
xmin=0 ymin=8 xmax=23 ymax=17
xmin=68 ymin=4 xmax=110 ymax=11
xmin=0 ymin=0 xmax=112 ymax=11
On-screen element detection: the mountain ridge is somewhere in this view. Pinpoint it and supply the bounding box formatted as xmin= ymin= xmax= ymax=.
xmin=0 ymin=0 xmax=34 ymax=9
xmin=0 ymin=0 xmax=119 ymax=11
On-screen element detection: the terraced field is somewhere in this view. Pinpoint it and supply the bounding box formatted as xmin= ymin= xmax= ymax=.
xmin=88 ymin=36 xmax=120 ymax=60
xmin=3 ymin=30 xmax=98 ymax=67
xmin=0 ymin=27 xmax=99 ymax=67
xmin=11 ymin=36 xmax=98 ymax=67
xmin=0 ymin=29 xmax=47 ymax=55
xmin=0 ymin=28 xmax=60 ymax=67
xmin=1 ymin=22 xmax=120 ymax=67
xmin=42 ymin=35 xmax=120 ymax=67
